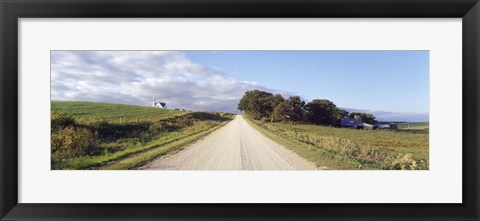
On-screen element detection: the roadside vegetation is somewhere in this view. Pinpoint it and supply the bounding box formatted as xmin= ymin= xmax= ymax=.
xmin=395 ymin=122 xmax=429 ymax=131
xmin=51 ymin=101 xmax=233 ymax=170
xmin=239 ymin=90 xmax=429 ymax=170
xmin=248 ymin=118 xmax=428 ymax=170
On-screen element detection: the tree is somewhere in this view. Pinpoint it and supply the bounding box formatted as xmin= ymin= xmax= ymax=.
xmin=272 ymin=101 xmax=291 ymax=122
xmin=287 ymin=96 xmax=305 ymax=122
xmin=340 ymin=109 xmax=350 ymax=119
xmin=237 ymin=90 xmax=275 ymax=120
xmin=304 ymin=99 xmax=344 ymax=125
xmin=349 ymin=112 xmax=376 ymax=124
xmin=270 ymin=94 xmax=285 ymax=106
xmin=268 ymin=94 xmax=286 ymax=122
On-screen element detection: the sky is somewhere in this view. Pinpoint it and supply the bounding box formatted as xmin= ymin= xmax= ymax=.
xmin=51 ymin=50 xmax=429 ymax=122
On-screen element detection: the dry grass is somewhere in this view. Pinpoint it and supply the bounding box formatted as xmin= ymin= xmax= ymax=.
xmin=51 ymin=101 xmax=234 ymax=170
xmin=248 ymin=118 xmax=429 ymax=170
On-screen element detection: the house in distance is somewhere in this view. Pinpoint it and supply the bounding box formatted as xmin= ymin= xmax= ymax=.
xmin=340 ymin=115 xmax=374 ymax=130
xmin=152 ymin=95 xmax=167 ymax=109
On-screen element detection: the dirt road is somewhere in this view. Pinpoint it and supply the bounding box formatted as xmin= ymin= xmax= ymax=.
xmin=142 ymin=115 xmax=317 ymax=170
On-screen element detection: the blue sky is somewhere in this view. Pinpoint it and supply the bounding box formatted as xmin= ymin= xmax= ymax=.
xmin=186 ymin=51 xmax=429 ymax=114
xmin=51 ymin=50 xmax=429 ymax=121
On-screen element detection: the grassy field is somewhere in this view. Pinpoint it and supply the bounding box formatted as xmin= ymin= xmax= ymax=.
xmin=51 ymin=101 xmax=233 ymax=170
xmin=395 ymin=122 xmax=429 ymax=130
xmin=51 ymin=101 xmax=188 ymax=123
xmin=247 ymin=118 xmax=429 ymax=170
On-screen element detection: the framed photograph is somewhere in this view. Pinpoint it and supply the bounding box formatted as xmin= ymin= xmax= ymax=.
xmin=1 ymin=0 xmax=479 ymax=220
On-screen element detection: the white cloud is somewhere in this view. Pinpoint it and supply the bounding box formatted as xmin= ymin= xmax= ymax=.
xmin=51 ymin=51 xmax=427 ymax=121
xmin=51 ymin=51 xmax=281 ymax=113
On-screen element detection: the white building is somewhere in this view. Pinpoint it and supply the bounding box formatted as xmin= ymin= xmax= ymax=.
xmin=152 ymin=95 xmax=167 ymax=109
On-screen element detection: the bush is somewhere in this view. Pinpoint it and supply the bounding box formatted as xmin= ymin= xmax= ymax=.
xmin=391 ymin=154 xmax=426 ymax=170
xmin=149 ymin=121 xmax=181 ymax=133
xmin=260 ymin=117 xmax=270 ymax=123
xmin=191 ymin=112 xmax=228 ymax=121
xmin=88 ymin=117 xmax=109 ymax=126
xmin=51 ymin=112 xmax=75 ymax=131
xmin=86 ymin=121 xmax=150 ymax=141
xmin=51 ymin=126 xmax=98 ymax=157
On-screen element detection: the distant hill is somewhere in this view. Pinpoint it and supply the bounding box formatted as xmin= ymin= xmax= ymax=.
xmin=343 ymin=108 xmax=429 ymax=122
xmin=51 ymin=101 xmax=188 ymax=123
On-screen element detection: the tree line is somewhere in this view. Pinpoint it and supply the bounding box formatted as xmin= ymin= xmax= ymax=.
xmin=237 ymin=90 xmax=376 ymax=125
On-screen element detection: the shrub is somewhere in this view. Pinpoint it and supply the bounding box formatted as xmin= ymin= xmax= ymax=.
xmin=86 ymin=121 xmax=150 ymax=141
xmin=51 ymin=112 xmax=75 ymax=131
xmin=51 ymin=126 xmax=98 ymax=157
xmin=416 ymin=159 xmax=429 ymax=170
xmin=191 ymin=112 xmax=228 ymax=121
xmin=261 ymin=117 xmax=270 ymax=123
xmin=88 ymin=117 xmax=109 ymax=126
xmin=149 ymin=121 xmax=181 ymax=133
xmin=392 ymin=154 xmax=420 ymax=170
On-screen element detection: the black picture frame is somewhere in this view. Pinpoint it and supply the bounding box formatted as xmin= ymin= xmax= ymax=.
xmin=1 ymin=0 xmax=479 ymax=220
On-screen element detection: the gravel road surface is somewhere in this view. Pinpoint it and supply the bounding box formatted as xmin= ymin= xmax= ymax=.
xmin=142 ymin=115 xmax=317 ymax=170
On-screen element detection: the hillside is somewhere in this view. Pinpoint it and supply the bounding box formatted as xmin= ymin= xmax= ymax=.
xmin=51 ymin=101 xmax=234 ymax=170
xmin=51 ymin=101 xmax=188 ymax=123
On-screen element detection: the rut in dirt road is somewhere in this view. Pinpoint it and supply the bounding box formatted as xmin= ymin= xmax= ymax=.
xmin=141 ymin=115 xmax=317 ymax=170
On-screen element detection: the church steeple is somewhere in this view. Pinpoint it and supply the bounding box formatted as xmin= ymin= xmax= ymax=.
xmin=152 ymin=93 xmax=167 ymax=109
xmin=152 ymin=94 xmax=157 ymax=107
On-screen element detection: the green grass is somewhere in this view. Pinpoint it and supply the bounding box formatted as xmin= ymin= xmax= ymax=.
xmin=395 ymin=122 xmax=429 ymax=130
xmin=51 ymin=101 xmax=234 ymax=170
xmin=52 ymin=101 xmax=188 ymax=123
xmin=99 ymin=122 xmax=229 ymax=170
xmin=246 ymin=117 xmax=429 ymax=170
